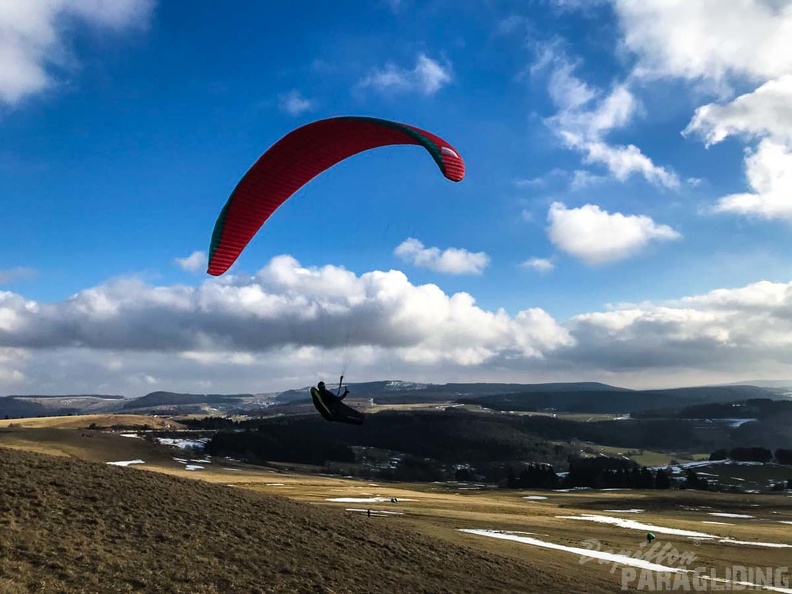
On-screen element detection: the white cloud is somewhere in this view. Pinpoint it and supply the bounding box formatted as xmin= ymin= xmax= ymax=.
xmin=520 ymin=258 xmax=555 ymax=273
xmin=624 ymin=5 xmax=792 ymax=227
xmin=581 ymin=141 xmax=679 ymax=188
xmin=547 ymin=202 xmax=681 ymax=265
xmin=7 ymin=265 xmax=792 ymax=392
xmin=547 ymin=57 xmax=597 ymax=110
xmin=565 ymin=278 xmax=792 ymax=378
xmin=684 ymin=75 xmax=792 ymax=146
xmin=359 ymin=54 xmax=452 ymax=96
xmin=0 ymin=255 xmax=579 ymax=392
xmin=174 ymin=251 xmax=207 ymax=273
xmin=0 ymin=254 xmax=570 ymax=362
xmin=394 ymin=238 xmax=490 ymax=275
xmin=681 ymin=77 xmax=792 ymax=223
xmin=713 ymin=139 xmax=792 ymax=223
xmin=614 ymin=0 xmax=792 ymax=84
xmin=278 ymin=89 xmax=315 ymax=116
xmin=570 ymin=170 xmax=608 ymax=190
xmin=540 ymin=51 xmax=679 ymax=188
xmin=0 ymin=0 xmax=154 ymax=106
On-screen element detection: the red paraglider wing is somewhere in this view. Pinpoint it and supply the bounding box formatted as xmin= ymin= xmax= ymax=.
xmin=207 ymin=116 xmax=465 ymax=276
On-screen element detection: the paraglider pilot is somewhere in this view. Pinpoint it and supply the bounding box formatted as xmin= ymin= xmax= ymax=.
xmin=311 ymin=378 xmax=364 ymax=425
xmin=317 ymin=381 xmax=348 ymax=403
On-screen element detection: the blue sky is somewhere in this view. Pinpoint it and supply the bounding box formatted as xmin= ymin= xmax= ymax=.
xmin=3 ymin=0 xmax=792 ymax=395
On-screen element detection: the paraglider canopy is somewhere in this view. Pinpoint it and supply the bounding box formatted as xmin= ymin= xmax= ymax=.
xmin=206 ymin=115 xmax=466 ymax=276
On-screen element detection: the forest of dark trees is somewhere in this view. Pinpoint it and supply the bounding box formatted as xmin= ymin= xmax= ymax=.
xmin=183 ymin=407 xmax=792 ymax=485
xmin=710 ymin=447 xmax=792 ymax=464
xmin=506 ymin=459 xmax=674 ymax=490
xmin=457 ymin=386 xmax=778 ymax=414
xmin=634 ymin=398 xmax=792 ymax=421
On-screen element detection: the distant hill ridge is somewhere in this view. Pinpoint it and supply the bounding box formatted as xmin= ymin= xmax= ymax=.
xmin=122 ymin=391 xmax=254 ymax=409
xmin=6 ymin=394 xmax=124 ymax=400
xmin=274 ymin=380 xmax=628 ymax=403
xmin=0 ymin=381 xmax=786 ymax=418
xmin=459 ymin=385 xmax=780 ymax=414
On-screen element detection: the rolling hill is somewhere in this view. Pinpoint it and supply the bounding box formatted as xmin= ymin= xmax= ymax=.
xmin=0 ymin=446 xmax=545 ymax=593
xmin=0 ymin=381 xmax=786 ymax=419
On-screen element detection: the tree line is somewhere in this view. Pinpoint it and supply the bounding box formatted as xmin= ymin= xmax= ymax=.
xmin=709 ymin=447 xmax=792 ymax=464
xmin=186 ymin=409 xmax=792 ymax=485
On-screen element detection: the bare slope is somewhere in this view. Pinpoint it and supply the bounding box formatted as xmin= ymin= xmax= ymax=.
xmin=0 ymin=447 xmax=538 ymax=594
xmin=0 ymin=414 xmax=182 ymax=430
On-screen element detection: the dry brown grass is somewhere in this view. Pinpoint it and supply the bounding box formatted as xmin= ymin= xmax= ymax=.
xmin=0 ymin=446 xmax=559 ymax=594
xmin=0 ymin=414 xmax=183 ymax=430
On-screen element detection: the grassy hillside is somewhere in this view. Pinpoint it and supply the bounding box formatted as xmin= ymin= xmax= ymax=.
xmin=0 ymin=414 xmax=182 ymax=430
xmin=0 ymin=447 xmax=545 ymax=594
xmin=0 ymin=424 xmax=789 ymax=593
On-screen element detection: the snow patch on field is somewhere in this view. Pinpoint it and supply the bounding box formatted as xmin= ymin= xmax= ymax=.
xmin=603 ymin=509 xmax=644 ymax=513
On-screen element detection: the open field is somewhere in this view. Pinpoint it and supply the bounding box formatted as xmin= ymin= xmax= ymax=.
xmin=0 ymin=419 xmax=790 ymax=593
xmin=571 ymin=443 xmax=711 ymax=467
xmin=0 ymin=414 xmax=184 ymax=430
xmin=364 ymin=402 xmax=629 ymax=423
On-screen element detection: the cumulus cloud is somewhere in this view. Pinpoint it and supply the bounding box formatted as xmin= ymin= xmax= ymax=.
xmin=681 ymin=77 xmax=792 ymax=223
xmin=547 ymin=202 xmax=681 ymax=265
xmin=565 ymin=279 xmax=792 ymax=376
xmin=6 ymin=264 xmax=792 ymax=393
xmin=174 ymin=251 xmax=207 ymax=273
xmin=684 ymin=75 xmax=792 ymax=147
xmin=0 ymin=0 xmax=154 ymax=106
xmin=278 ymin=89 xmax=315 ymax=115
xmin=539 ymin=50 xmax=679 ymax=188
xmin=394 ymin=238 xmax=490 ymax=275
xmin=613 ymin=2 xmax=792 ymax=227
xmin=359 ymin=54 xmax=452 ymax=96
xmin=0 ymin=255 xmax=579 ymax=392
xmin=0 ymin=254 xmax=570 ymax=362
xmin=614 ymin=0 xmax=792 ymax=84
xmin=712 ymin=139 xmax=792 ymax=223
